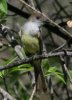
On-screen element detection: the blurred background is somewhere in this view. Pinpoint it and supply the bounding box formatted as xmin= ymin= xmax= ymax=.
xmin=0 ymin=0 xmax=72 ymax=100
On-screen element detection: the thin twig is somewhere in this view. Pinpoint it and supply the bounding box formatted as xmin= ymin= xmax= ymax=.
xmin=29 ymin=86 xmax=36 ymax=100
xmin=60 ymin=55 xmax=70 ymax=99
xmin=19 ymin=79 xmax=31 ymax=95
xmin=50 ymin=42 xmax=67 ymax=53
xmin=0 ymin=87 xmax=16 ymax=100
xmin=60 ymin=55 xmax=72 ymax=84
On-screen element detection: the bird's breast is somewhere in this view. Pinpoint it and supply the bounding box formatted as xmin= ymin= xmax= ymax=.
xmin=21 ymin=34 xmax=39 ymax=54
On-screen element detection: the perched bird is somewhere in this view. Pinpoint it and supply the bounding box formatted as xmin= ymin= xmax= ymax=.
xmin=19 ymin=16 xmax=47 ymax=92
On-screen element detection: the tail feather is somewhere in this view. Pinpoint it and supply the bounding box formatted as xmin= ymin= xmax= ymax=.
xmin=36 ymin=72 xmax=47 ymax=92
xmin=33 ymin=61 xmax=47 ymax=92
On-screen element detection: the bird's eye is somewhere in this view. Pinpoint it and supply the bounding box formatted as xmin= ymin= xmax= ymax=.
xmin=36 ymin=16 xmax=40 ymax=19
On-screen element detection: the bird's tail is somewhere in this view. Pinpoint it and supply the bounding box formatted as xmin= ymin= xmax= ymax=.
xmin=33 ymin=60 xmax=47 ymax=92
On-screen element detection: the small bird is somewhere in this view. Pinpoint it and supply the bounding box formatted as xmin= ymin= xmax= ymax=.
xmin=19 ymin=15 xmax=47 ymax=92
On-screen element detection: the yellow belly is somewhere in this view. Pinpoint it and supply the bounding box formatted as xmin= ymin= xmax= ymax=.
xmin=21 ymin=34 xmax=39 ymax=54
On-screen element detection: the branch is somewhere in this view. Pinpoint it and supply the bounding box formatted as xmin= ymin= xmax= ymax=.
xmin=7 ymin=2 xmax=72 ymax=42
xmin=50 ymin=42 xmax=67 ymax=53
xmin=19 ymin=0 xmax=72 ymax=41
xmin=60 ymin=56 xmax=70 ymax=99
xmin=7 ymin=3 xmax=30 ymax=18
xmin=29 ymin=86 xmax=36 ymax=100
xmin=0 ymin=50 xmax=72 ymax=71
xmin=0 ymin=87 xmax=16 ymax=100
xmin=60 ymin=55 xmax=72 ymax=83
xmin=44 ymin=22 xmax=72 ymax=42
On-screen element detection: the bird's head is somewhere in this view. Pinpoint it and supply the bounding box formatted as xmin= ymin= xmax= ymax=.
xmin=19 ymin=15 xmax=43 ymax=37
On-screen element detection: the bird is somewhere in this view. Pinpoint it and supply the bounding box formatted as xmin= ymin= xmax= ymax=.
xmin=19 ymin=15 xmax=48 ymax=92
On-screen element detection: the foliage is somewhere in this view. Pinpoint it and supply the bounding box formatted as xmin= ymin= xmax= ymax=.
xmin=0 ymin=0 xmax=7 ymax=19
xmin=0 ymin=0 xmax=72 ymax=100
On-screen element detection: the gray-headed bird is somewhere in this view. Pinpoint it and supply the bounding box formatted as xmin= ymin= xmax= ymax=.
xmin=19 ymin=16 xmax=48 ymax=93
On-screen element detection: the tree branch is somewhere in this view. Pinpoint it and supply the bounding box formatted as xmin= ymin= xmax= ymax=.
xmin=19 ymin=0 xmax=72 ymax=40
xmin=7 ymin=3 xmax=30 ymax=18
xmin=29 ymin=86 xmax=36 ymax=100
xmin=7 ymin=2 xmax=72 ymax=42
xmin=0 ymin=50 xmax=72 ymax=71
xmin=0 ymin=87 xmax=16 ymax=100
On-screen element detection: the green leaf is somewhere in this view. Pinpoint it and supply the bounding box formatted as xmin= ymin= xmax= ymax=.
xmin=0 ymin=0 xmax=7 ymax=13
xmin=54 ymin=71 xmax=66 ymax=84
xmin=5 ymin=57 xmax=18 ymax=65
xmin=9 ymin=64 xmax=33 ymax=74
xmin=46 ymin=67 xmax=66 ymax=84
xmin=0 ymin=71 xmax=5 ymax=78
xmin=42 ymin=59 xmax=50 ymax=74
xmin=0 ymin=56 xmax=18 ymax=77
xmin=69 ymin=70 xmax=72 ymax=77
xmin=0 ymin=0 xmax=7 ymax=19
